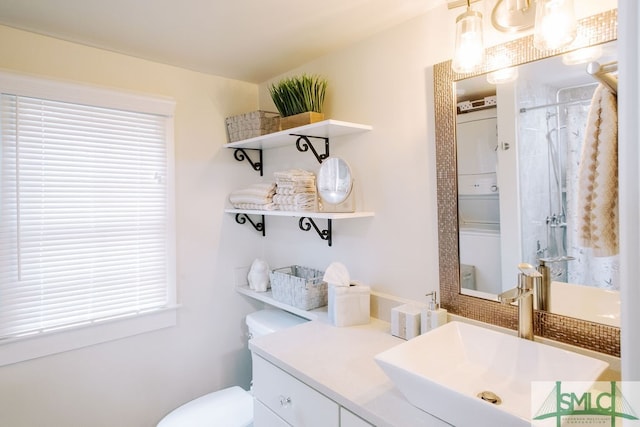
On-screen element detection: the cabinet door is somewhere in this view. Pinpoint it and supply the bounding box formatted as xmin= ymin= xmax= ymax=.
xmin=253 ymin=355 xmax=339 ymax=427
xmin=340 ymin=408 xmax=373 ymax=427
xmin=456 ymin=115 xmax=498 ymax=175
xmin=254 ymin=399 xmax=290 ymax=427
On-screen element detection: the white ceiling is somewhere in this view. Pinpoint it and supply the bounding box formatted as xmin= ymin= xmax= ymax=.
xmin=0 ymin=0 xmax=444 ymax=83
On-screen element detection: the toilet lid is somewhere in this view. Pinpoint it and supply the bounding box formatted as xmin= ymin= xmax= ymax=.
xmin=157 ymin=386 xmax=252 ymax=427
xmin=246 ymin=309 xmax=307 ymax=337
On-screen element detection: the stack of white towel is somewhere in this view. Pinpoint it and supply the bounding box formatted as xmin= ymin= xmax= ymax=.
xmin=229 ymin=182 xmax=276 ymax=210
xmin=273 ymin=169 xmax=317 ymax=211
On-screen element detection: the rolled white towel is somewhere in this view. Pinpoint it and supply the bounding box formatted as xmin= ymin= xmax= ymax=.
xmin=273 ymin=193 xmax=317 ymax=205
xmin=273 ymin=169 xmax=315 ymax=181
xmin=231 ymin=202 xmax=275 ymax=210
xmin=249 ymin=182 xmax=277 ymax=192
xmin=276 ymin=189 xmax=315 ymax=197
xmin=275 ymin=202 xmax=317 ymax=211
xmin=230 ymin=182 xmax=275 ymax=197
xmin=276 ymin=181 xmax=315 ymax=189
xmin=229 ymin=194 xmax=272 ymax=205
xmin=229 ymin=182 xmax=276 ymax=205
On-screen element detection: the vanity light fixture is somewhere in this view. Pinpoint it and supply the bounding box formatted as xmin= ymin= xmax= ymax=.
xmin=451 ymin=0 xmax=578 ymax=73
xmin=487 ymin=54 xmax=518 ymax=85
xmin=561 ymin=45 xmax=603 ymax=65
xmin=485 ymin=52 xmax=519 ymax=84
xmin=533 ymin=0 xmax=577 ymax=51
xmin=490 ymin=0 xmax=577 ymax=50
xmin=486 ymin=66 xmax=519 ymax=84
xmin=491 ymin=0 xmax=536 ymax=33
xmin=452 ymin=0 xmax=485 ymax=74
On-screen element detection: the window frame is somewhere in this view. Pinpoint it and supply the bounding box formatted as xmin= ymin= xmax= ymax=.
xmin=0 ymin=70 xmax=177 ymax=366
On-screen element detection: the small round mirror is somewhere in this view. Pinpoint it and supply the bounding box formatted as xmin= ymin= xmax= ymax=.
xmin=317 ymin=157 xmax=353 ymax=204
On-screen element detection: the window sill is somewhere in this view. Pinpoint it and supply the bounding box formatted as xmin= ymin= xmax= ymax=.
xmin=0 ymin=306 xmax=178 ymax=367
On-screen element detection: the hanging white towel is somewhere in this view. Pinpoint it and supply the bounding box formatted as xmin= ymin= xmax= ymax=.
xmin=577 ymin=84 xmax=618 ymax=257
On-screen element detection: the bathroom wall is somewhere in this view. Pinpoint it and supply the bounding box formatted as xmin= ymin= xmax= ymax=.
xmin=0 ymin=25 xmax=264 ymax=427
xmin=0 ymin=0 xmax=624 ymax=425
xmin=619 ymin=0 xmax=640 ymax=380
xmin=255 ymin=0 xmax=618 ymax=301
xmin=253 ymin=9 xmax=446 ymax=302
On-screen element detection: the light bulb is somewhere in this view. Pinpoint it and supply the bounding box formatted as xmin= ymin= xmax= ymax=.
xmin=452 ymin=7 xmax=485 ymax=74
xmin=562 ymin=45 xmax=603 ymax=65
xmin=487 ymin=67 xmax=519 ymax=84
xmin=533 ymin=0 xmax=577 ymax=51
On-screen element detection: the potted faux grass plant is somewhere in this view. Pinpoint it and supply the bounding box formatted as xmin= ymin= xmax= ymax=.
xmin=269 ymin=74 xmax=328 ymax=130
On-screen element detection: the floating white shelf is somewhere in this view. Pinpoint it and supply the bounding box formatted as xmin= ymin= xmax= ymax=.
xmin=224 ymin=119 xmax=372 ymax=151
xmin=224 ymin=208 xmax=375 ymax=220
xmin=225 ymin=119 xmax=374 ymax=246
xmin=226 ymin=209 xmax=375 ymax=246
xmin=235 ymin=285 xmax=327 ymax=321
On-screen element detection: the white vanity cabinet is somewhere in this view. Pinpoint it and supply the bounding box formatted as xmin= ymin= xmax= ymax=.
xmin=253 ymin=355 xmax=339 ymax=426
xmin=252 ymin=354 xmax=375 ymax=427
xmin=341 ymin=408 xmax=374 ymax=427
xmin=254 ymin=400 xmax=292 ymax=427
xmin=249 ymin=319 xmax=449 ymax=426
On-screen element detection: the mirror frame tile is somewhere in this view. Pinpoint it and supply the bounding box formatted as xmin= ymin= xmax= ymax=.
xmin=434 ymin=9 xmax=620 ymax=356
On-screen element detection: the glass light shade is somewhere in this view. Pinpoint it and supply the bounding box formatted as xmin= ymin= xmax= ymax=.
xmin=505 ymin=0 xmax=530 ymax=12
xmin=486 ymin=67 xmax=519 ymax=84
xmin=561 ymin=45 xmax=603 ymax=65
xmin=452 ymin=8 xmax=485 ymax=74
xmin=533 ymin=0 xmax=577 ymax=51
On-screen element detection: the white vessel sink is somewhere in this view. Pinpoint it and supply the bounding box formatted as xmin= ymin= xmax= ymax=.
xmin=374 ymin=321 xmax=608 ymax=427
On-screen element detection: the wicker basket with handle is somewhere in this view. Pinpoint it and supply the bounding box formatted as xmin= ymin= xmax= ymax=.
xmin=225 ymin=110 xmax=280 ymax=142
xmin=269 ymin=265 xmax=327 ymax=310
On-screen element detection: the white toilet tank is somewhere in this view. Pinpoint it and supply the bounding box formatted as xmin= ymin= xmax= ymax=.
xmin=157 ymin=309 xmax=307 ymax=427
xmin=246 ymin=308 xmax=307 ymax=338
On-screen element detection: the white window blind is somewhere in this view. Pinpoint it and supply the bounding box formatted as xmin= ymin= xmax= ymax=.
xmin=0 ymin=90 xmax=173 ymax=342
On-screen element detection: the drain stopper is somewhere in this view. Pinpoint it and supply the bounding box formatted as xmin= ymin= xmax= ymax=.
xmin=477 ymin=390 xmax=502 ymax=405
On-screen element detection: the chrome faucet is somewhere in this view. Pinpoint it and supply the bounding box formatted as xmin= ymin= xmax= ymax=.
xmin=535 ymin=256 xmax=575 ymax=311
xmin=498 ymin=263 xmax=542 ymax=340
xmin=536 ymin=258 xmax=552 ymax=311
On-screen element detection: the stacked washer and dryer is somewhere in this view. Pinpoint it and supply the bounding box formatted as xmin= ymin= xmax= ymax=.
xmin=157 ymin=309 xmax=307 ymax=427
xmin=456 ymin=108 xmax=502 ymax=295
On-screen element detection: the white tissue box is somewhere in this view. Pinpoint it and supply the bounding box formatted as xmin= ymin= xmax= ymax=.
xmin=391 ymin=304 xmax=422 ymax=340
xmin=328 ymin=283 xmax=370 ymax=327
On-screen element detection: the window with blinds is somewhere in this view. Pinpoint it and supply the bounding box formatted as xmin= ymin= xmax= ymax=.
xmin=0 ymin=75 xmax=175 ymax=346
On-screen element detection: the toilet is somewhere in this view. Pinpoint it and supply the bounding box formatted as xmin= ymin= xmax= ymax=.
xmin=157 ymin=309 xmax=307 ymax=427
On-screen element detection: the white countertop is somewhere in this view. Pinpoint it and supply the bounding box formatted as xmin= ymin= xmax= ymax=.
xmin=249 ymin=318 xmax=451 ymax=427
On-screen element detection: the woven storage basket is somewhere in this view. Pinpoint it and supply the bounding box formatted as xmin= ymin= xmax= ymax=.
xmin=269 ymin=265 xmax=327 ymax=310
xmin=225 ymin=110 xmax=280 ymax=143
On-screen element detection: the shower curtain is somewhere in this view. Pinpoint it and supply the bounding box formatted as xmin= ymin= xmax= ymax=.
xmin=518 ymin=82 xmax=620 ymax=290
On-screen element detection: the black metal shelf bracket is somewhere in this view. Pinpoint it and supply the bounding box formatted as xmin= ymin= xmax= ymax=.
xmin=233 ymin=148 xmax=263 ymax=176
xmin=235 ymin=213 xmax=265 ymax=237
xmin=298 ymin=217 xmax=332 ymax=246
xmin=291 ymin=134 xmax=330 ymax=163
